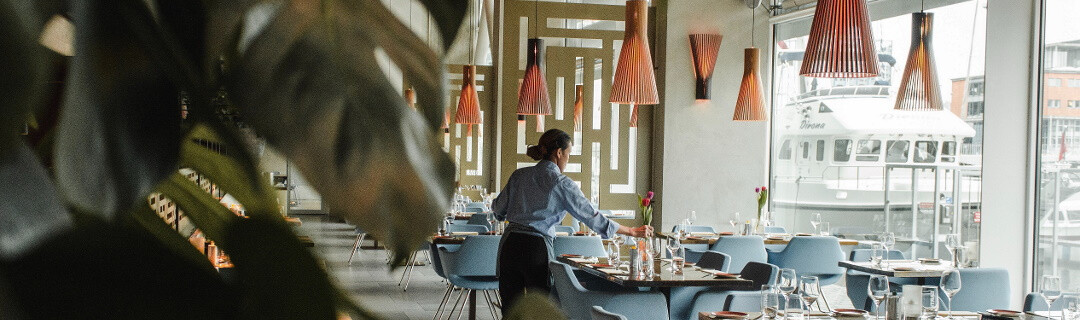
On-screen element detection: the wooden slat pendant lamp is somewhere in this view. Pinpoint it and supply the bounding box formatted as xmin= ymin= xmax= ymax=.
xmin=455 ymin=65 xmax=481 ymax=136
xmin=403 ymin=88 xmax=417 ymax=109
xmin=517 ymin=39 xmax=552 ymax=115
xmin=733 ymin=3 xmax=767 ymax=121
xmin=610 ymin=0 xmax=659 ymax=127
xmin=894 ymin=12 xmax=942 ymax=111
xmin=799 ymin=0 xmax=879 ymax=78
xmin=689 ymin=34 xmax=722 ymax=101
xmin=573 ymin=85 xmax=584 ymax=132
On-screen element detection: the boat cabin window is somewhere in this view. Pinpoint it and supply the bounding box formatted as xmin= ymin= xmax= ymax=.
xmin=816 ymin=140 xmax=825 ymax=161
xmin=856 ymin=140 xmax=881 ymax=161
xmin=801 ymin=142 xmax=810 ymax=159
xmin=834 ymin=139 xmax=852 ymax=162
xmin=886 ymin=140 xmax=910 ymax=163
xmin=779 ymin=140 xmax=792 ymax=160
xmin=941 ymin=141 xmax=956 ymax=162
xmin=913 ymin=141 xmax=938 ymax=163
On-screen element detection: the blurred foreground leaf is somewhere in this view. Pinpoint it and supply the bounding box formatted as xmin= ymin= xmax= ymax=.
xmin=503 ymin=293 xmax=567 ymax=320
xmin=0 ymin=0 xmax=47 ymax=152
xmin=0 ymin=143 xmax=72 ymax=259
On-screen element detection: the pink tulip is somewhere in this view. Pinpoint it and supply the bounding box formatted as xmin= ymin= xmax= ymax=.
xmin=646 ymin=191 xmax=654 ymax=199
xmin=755 ymin=187 xmax=761 ymax=193
xmin=761 ymin=186 xmax=767 ymax=191
xmin=642 ymin=198 xmax=651 ymax=207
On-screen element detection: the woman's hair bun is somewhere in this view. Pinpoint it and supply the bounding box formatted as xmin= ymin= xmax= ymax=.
xmin=526 ymin=145 xmax=545 ymax=161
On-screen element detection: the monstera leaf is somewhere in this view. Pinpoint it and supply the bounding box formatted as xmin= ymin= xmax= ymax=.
xmin=0 ymin=0 xmax=47 ymax=153
xmin=226 ymin=0 xmax=455 ymax=264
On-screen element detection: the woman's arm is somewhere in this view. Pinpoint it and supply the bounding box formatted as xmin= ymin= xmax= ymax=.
xmin=558 ymin=178 xmax=653 ymax=238
xmin=617 ymin=224 xmax=654 ymax=238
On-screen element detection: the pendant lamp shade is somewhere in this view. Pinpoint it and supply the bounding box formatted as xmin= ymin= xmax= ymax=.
xmin=689 ymin=34 xmax=722 ymax=100
xmin=455 ymin=65 xmax=481 ymax=135
xmin=894 ymin=12 xmax=943 ymax=111
xmin=441 ymin=110 xmax=450 ymax=133
xmin=799 ymin=0 xmax=879 ymax=78
xmin=517 ymin=39 xmax=552 ymax=115
xmin=609 ymin=0 xmax=659 ymax=105
xmin=404 ymin=88 xmax=417 ymax=109
xmin=733 ymin=48 xmax=767 ymax=121
xmin=573 ymin=85 xmax=584 ymax=132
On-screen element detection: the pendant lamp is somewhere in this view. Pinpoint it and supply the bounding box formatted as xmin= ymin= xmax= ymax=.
xmin=573 ymin=85 xmax=584 ymax=132
xmin=517 ymin=39 xmax=552 ymax=115
xmin=611 ymin=0 xmax=659 ymax=127
xmin=799 ymin=0 xmax=879 ymax=78
xmin=441 ymin=110 xmax=450 ymax=133
xmin=894 ymin=12 xmax=942 ymax=111
xmin=689 ymin=34 xmax=722 ymax=101
xmin=536 ymin=115 xmax=545 ymax=133
xmin=455 ymin=65 xmax=481 ymax=136
xmin=733 ymin=47 xmax=767 ymax=121
xmin=404 ymin=88 xmax=417 ymax=109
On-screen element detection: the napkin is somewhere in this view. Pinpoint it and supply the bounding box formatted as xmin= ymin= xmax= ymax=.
xmin=690 ymin=232 xmax=717 ymax=236
xmin=597 ymin=268 xmax=628 ymax=275
xmin=555 ymin=232 xmax=570 ymax=236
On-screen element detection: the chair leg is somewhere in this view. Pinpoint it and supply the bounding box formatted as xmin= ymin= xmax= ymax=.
xmin=483 ymin=290 xmax=499 ymax=320
xmin=432 ymin=284 xmax=454 ymax=320
xmin=455 ymin=289 xmax=472 ymax=320
xmin=347 ymin=233 xmax=364 ymax=265
xmin=403 ymin=253 xmax=419 ymax=291
xmin=446 ymin=287 xmax=466 ymax=320
xmin=398 ymin=252 xmax=416 ymax=286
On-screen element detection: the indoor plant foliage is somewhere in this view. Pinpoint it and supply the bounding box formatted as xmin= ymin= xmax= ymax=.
xmin=0 ymin=0 xmax=472 ymax=318
xmin=638 ymin=191 xmax=655 ymax=226
xmin=755 ymin=186 xmax=768 ymax=229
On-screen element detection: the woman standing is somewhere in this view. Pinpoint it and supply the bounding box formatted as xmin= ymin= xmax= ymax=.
xmin=492 ymin=129 xmax=653 ymax=314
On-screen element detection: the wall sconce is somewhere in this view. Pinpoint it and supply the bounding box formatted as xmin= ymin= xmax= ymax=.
xmin=689 ymin=34 xmax=722 ymax=101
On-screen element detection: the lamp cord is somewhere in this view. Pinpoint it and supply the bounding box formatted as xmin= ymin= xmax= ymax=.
xmin=534 ymin=0 xmax=539 ymax=39
xmin=751 ymin=5 xmax=756 ymax=48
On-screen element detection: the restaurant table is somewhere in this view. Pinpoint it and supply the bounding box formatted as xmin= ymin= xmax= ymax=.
xmin=697 ymin=311 xmax=983 ymax=320
xmin=838 ymin=260 xmax=956 ymax=284
xmin=658 ymin=232 xmax=861 ymax=246
xmin=558 ymin=255 xmax=756 ymax=288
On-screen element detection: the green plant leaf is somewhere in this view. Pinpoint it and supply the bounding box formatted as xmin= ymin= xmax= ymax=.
xmin=130 ymin=201 xmax=218 ymax=275
xmin=180 ymin=123 xmax=279 ymax=215
xmin=0 ymin=143 xmax=72 ymax=259
xmin=157 ymin=172 xmax=239 ymax=242
xmin=503 ymin=292 xmax=567 ymax=320
xmin=53 ymin=0 xmax=182 ymax=217
xmin=228 ymin=0 xmax=454 ymax=265
xmin=0 ymin=0 xmax=47 ymax=152
xmin=416 ymin=0 xmax=469 ymax=52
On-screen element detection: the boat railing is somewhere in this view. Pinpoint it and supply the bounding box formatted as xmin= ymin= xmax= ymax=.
xmin=795 ymin=86 xmax=890 ymax=101
xmin=883 ymin=164 xmax=983 ymax=258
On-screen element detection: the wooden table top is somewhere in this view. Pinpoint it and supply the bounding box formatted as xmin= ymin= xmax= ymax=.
xmin=659 ymin=233 xmax=861 ymax=246
xmin=697 ymin=311 xmax=982 ymax=320
xmin=557 ymin=256 xmax=756 ymax=288
xmin=838 ymin=260 xmax=957 ymax=278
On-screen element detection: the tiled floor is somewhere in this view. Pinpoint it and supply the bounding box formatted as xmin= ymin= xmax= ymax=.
xmin=295 ymin=215 xmax=853 ymax=320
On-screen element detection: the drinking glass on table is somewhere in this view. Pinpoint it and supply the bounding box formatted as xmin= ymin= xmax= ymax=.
xmin=799 ymin=276 xmax=821 ymax=313
xmin=920 ymin=286 xmax=939 ymax=320
xmin=945 ymin=234 xmax=962 ymax=266
xmin=651 ymin=237 xmax=664 ymax=260
xmin=1061 ymin=296 xmax=1080 ymax=320
xmin=819 ymin=222 xmax=831 ymax=236
xmin=881 ymin=232 xmax=896 ymax=266
xmin=810 ymin=213 xmax=822 ymax=235
xmin=606 ymin=242 xmax=621 ymax=268
xmin=688 ymin=210 xmax=698 ymax=225
xmin=671 ymin=246 xmax=685 ymax=274
xmin=868 ymin=275 xmax=890 ymax=320
xmin=1044 ymin=275 xmax=1064 ymax=318
xmin=870 ymin=244 xmax=885 ymax=268
xmin=486 ymin=214 xmax=497 ymax=234
xmin=939 ymin=268 xmax=962 ymax=319
xmin=761 ymin=285 xmax=782 ymax=320
xmin=779 ymin=268 xmax=798 ymax=309
xmin=730 ymin=212 xmax=741 ymax=232
xmin=666 ymin=238 xmax=682 ymax=267
xmin=787 ymin=293 xmax=806 ymax=320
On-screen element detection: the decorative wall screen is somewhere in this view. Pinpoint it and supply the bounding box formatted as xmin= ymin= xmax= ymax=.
xmin=497 ymin=0 xmax=654 ymax=219
xmin=446 ymin=64 xmax=496 ymax=189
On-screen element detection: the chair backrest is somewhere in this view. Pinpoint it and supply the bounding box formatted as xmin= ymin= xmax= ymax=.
xmin=464 ymin=207 xmax=485 ymax=213
xmin=740 ymin=261 xmax=780 ymax=288
xmin=697 ymin=251 xmax=731 ymax=272
xmin=439 ymin=235 xmax=500 ymax=277
xmin=552 ymin=236 xmax=608 ymax=257
xmin=590 ymin=306 xmax=628 ymax=320
xmin=769 ymin=236 xmax=844 ymax=279
xmin=849 ymin=249 xmax=906 ymax=262
xmin=467 ymin=214 xmax=493 ymax=229
xmin=448 ymin=224 xmax=489 ymax=234
xmin=553 ymin=225 xmax=577 ymax=235
xmin=949 ymin=268 xmax=1010 ymax=311
xmin=710 ymin=236 xmax=768 ymax=272
xmin=428 ymin=242 xmax=460 ymax=279
xmin=672 ymin=225 xmax=717 ymax=234
xmin=764 ymin=226 xmax=787 ymax=234
xmin=1024 ymin=292 xmax=1080 ymax=311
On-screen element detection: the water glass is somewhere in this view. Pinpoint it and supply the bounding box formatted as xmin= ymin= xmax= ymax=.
xmin=761 ymin=285 xmax=782 ymax=320
xmin=920 ymin=286 xmax=939 ymax=320
xmin=671 ymin=246 xmax=686 ymax=274
xmin=871 ymin=244 xmax=885 ymax=268
xmin=779 ymin=268 xmax=798 ymax=295
xmin=1062 ymin=296 xmax=1080 ymax=320
xmin=1044 ymin=275 xmax=1063 ymax=317
xmin=819 ymin=222 xmax=831 ymax=236
xmin=607 ymin=242 xmax=621 ymax=267
xmin=868 ymin=275 xmax=890 ymax=319
xmin=786 ymin=293 xmax=806 ymax=320
xmin=800 ymin=276 xmax=821 ymax=312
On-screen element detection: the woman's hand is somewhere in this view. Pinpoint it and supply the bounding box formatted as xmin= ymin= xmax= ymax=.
xmin=617 ymin=225 xmax=654 ymax=238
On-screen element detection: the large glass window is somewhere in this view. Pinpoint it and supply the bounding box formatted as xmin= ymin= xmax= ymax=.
xmin=769 ymin=0 xmax=985 ymax=262
xmin=1035 ymin=0 xmax=1080 ymax=294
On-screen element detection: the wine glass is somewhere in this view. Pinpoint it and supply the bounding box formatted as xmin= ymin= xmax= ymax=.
xmin=811 ymin=213 xmax=822 ymax=235
xmin=729 ymin=212 xmax=741 ymax=232
xmin=688 ymin=210 xmax=698 ymax=225
xmin=486 ymin=214 xmax=498 ymax=234
xmin=945 ymin=234 xmax=962 ymax=266
xmin=868 ymin=275 xmax=890 ymax=319
xmin=799 ymin=276 xmax=821 ymax=312
xmin=921 ymin=286 xmax=939 ymax=320
xmin=779 ymin=268 xmax=798 ymax=305
xmin=881 ymin=232 xmax=896 ymax=267
xmin=651 ymin=237 xmax=664 ymax=260
xmin=666 ymin=237 xmax=682 ymax=262
xmin=606 ymin=241 xmax=621 ymax=268
xmin=940 ymin=268 xmax=962 ymax=319
xmin=761 ymin=285 xmax=782 ymax=320
xmin=1044 ymin=275 xmax=1064 ymax=318
xmin=870 ymin=244 xmax=885 ymax=268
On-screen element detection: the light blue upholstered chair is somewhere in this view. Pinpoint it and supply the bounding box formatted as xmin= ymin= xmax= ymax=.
xmin=465 ymin=202 xmax=487 ymax=212
xmin=553 ymin=236 xmax=608 ymax=257
xmin=554 ymin=225 xmax=578 ymax=235
xmin=438 ymin=236 xmax=501 ymax=319
xmin=668 ymin=251 xmax=731 ymax=320
xmin=549 ymin=260 xmax=669 ymax=320
xmin=429 ymin=241 xmax=461 ymax=319
xmin=703 ymin=236 xmax=768 ymax=273
xmin=670 ymin=262 xmax=781 ymax=319
xmin=347 ymin=226 xmax=368 ymax=265
xmin=467 ymin=213 xmax=493 ymax=230
xmin=943 ymin=268 xmax=1010 ymax=311
xmin=763 ymin=226 xmax=787 ymax=234
xmin=672 ymin=225 xmax=718 ymax=234
xmin=845 ymin=249 xmax=907 ymax=310
xmin=591 ymin=306 xmax=629 ymax=320
xmin=767 ymin=236 xmax=845 ymax=285
xmin=447 ymin=224 xmax=489 ymax=234
xmin=1024 ymin=292 xmax=1080 ymax=311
